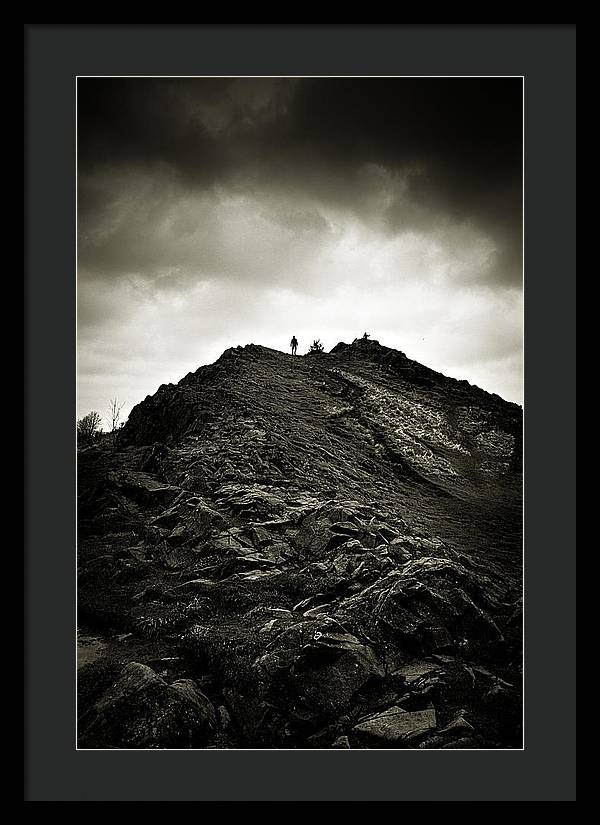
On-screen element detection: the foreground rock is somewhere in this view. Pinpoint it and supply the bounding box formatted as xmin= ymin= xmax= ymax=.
xmin=79 ymin=663 xmax=216 ymax=749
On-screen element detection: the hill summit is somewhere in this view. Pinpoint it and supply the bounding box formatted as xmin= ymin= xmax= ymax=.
xmin=78 ymin=339 xmax=522 ymax=749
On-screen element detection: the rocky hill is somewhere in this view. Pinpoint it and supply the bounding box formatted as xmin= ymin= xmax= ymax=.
xmin=77 ymin=338 xmax=523 ymax=749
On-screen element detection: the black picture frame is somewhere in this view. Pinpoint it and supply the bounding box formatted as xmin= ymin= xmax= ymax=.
xmin=25 ymin=23 xmax=576 ymax=802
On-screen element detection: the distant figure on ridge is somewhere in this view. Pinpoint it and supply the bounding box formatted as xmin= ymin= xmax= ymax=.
xmin=290 ymin=335 xmax=298 ymax=356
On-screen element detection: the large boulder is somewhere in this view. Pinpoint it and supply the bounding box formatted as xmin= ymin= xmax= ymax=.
xmin=337 ymin=556 xmax=505 ymax=656
xmin=221 ymin=621 xmax=385 ymax=746
xmin=255 ymin=619 xmax=385 ymax=727
xmin=79 ymin=662 xmax=217 ymax=749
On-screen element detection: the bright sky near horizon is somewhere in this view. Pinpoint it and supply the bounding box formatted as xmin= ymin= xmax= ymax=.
xmin=77 ymin=77 xmax=523 ymax=427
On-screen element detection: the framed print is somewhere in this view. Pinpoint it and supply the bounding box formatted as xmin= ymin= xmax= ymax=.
xmin=25 ymin=24 xmax=576 ymax=802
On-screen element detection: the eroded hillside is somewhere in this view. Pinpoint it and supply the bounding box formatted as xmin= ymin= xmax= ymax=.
xmin=77 ymin=339 xmax=522 ymax=749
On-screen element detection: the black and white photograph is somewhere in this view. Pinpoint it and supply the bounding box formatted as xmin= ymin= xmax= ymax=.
xmin=76 ymin=75 xmax=524 ymax=750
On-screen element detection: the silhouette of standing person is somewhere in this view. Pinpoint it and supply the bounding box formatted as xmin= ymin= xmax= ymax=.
xmin=290 ymin=335 xmax=298 ymax=356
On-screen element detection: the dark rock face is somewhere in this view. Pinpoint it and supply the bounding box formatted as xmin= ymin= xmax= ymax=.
xmin=78 ymin=340 xmax=522 ymax=749
xmin=79 ymin=663 xmax=216 ymax=749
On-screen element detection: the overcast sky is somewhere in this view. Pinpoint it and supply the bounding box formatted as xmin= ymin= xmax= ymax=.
xmin=77 ymin=77 xmax=523 ymax=425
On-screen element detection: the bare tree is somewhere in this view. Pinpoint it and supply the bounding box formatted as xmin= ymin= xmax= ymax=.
xmin=77 ymin=411 xmax=102 ymax=444
xmin=108 ymin=398 xmax=125 ymax=432
xmin=308 ymin=339 xmax=325 ymax=353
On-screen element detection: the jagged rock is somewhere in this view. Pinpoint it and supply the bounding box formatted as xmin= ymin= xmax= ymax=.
xmin=294 ymin=514 xmax=336 ymax=557
xmin=210 ymin=531 xmax=246 ymax=553
xmin=432 ymin=653 xmax=456 ymax=664
xmin=216 ymin=484 xmax=286 ymax=518
xmin=353 ymin=705 xmax=436 ymax=744
xmin=438 ymin=712 xmax=474 ymax=735
xmin=259 ymin=618 xmax=280 ymax=633
xmin=248 ymin=525 xmax=273 ymax=547
xmin=255 ymin=620 xmax=384 ymax=725
xmin=108 ymin=471 xmax=181 ymax=508
xmin=338 ymin=557 xmax=505 ymax=655
xmin=350 ymin=551 xmax=392 ymax=582
xmin=393 ymin=660 xmax=443 ymax=684
xmin=152 ymin=497 xmax=223 ymax=546
xmin=293 ymin=593 xmax=331 ymax=613
xmin=79 ymin=663 xmax=216 ymax=749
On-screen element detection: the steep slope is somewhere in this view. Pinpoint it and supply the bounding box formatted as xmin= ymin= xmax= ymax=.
xmin=77 ymin=339 xmax=522 ymax=750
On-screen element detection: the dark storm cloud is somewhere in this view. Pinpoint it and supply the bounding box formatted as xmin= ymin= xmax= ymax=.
xmin=78 ymin=77 xmax=522 ymax=284
xmin=77 ymin=78 xmax=294 ymax=194
xmin=289 ymin=79 xmax=521 ymax=232
xmin=78 ymin=77 xmax=521 ymax=186
xmin=77 ymin=77 xmax=523 ymax=422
